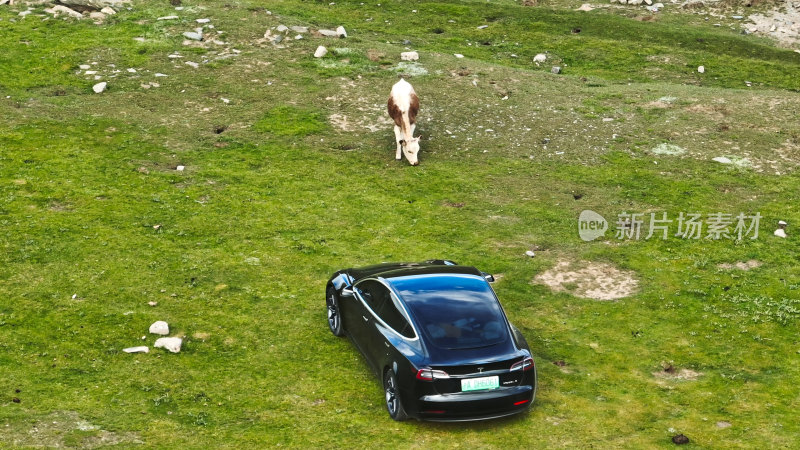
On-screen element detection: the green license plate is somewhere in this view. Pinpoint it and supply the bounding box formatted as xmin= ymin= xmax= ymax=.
xmin=461 ymin=376 xmax=499 ymax=392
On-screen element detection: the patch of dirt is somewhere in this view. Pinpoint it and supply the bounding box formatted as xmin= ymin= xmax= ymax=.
xmin=329 ymin=113 xmax=353 ymax=131
xmin=653 ymin=364 xmax=703 ymax=381
xmin=4 ymin=411 xmax=142 ymax=448
xmin=533 ymin=259 xmax=639 ymax=300
xmin=718 ymin=259 xmax=762 ymax=270
xmin=746 ymin=1 xmax=800 ymax=48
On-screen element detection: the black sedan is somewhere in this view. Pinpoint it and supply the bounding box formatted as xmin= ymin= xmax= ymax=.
xmin=325 ymin=260 xmax=537 ymax=421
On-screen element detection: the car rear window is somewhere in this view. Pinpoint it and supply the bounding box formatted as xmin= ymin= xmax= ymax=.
xmin=391 ymin=274 xmax=509 ymax=349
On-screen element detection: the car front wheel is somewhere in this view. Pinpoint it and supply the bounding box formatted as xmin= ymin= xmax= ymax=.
xmin=326 ymin=285 xmax=344 ymax=337
xmin=384 ymin=369 xmax=408 ymax=421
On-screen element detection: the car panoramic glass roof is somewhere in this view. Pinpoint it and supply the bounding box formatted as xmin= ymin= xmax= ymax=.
xmin=390 ymin=274 xmax=509 ymax=350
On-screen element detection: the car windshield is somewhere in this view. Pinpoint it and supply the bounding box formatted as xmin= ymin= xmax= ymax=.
xmin=390 ymin=274 xmax=509 ymax=350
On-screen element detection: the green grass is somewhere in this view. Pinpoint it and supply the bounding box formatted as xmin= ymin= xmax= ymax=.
xmin=2 ymin=0 xmax=800 ymax=447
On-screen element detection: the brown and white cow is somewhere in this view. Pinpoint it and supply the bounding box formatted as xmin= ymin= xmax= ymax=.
xmin=387 ymin=78 xmax=420 ymax=165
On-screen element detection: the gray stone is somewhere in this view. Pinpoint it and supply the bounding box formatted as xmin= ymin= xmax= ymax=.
xmin=92 ymin=82 xmax=107 ymax=93
xmin=712 ymin=156 xmax=732 ymax=164
xmin=314 ymin=45 xmax=328 ymax=58
xmin=154 ymin=337 xmax=182 ymax=353
xmin=183 ymin=31 xmax=203 ymax=41
xmin=276 ymin=24 xmax=288 ymax=32
xmin=89 ymin=11 xmax=106 ymax=21
xmin=196 ymin=18 xmax=210 ymax=24
xmin=100 ymin=6 xmax=116 ymax=14
xmin=149 ymin=320 xmax=170 ymax=335
xmin=59 ymin=0 xmax=129 ymax=10
xmin=318 ymin=29 xmax=339 ymax=37
xmin=336 ymin=25 xmax=347 ymax=37
xmin=551 ymin=66 xmax=561 ymax=74
xmin=157 ymin=15 xmax=179 ymax=20
xmin=290 ymin=26 xmax=308 ymax=33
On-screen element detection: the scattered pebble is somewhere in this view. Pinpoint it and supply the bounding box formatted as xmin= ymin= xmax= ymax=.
xmin=477 ymin=25 xmax=489 ymax=29
xmin=92 ymin=82 xmax=107 ymax=93
xmin=533 ymin=53 xmax=547 ymax=63
xmin=196 ymin=18 xmax=210 ymax=23
xmin=154 ymin=337 xmax=183 ymax=353
xmin=336 ymin=25 xmax=347 ymax=37
xmin=712 ymin=156 xmax=732 ymax=164
xmin=697 ymin=65 xmax=705 ymax=73
xmin=123 ymin=346 xmax=149 ymax=354
xmin=314 ymin=45 xmax=328 ymax=58
xmin=454 ymin=53 xmax=464 ymax=58
xmin=525 ymin=250 xmax=536 ymax=257
xmin=290 ymin=26 xmax=308 ymax=33
xmin=318 ymin=29 xmax=339 ymax=37
xmin=176 ymin=165 xmax=185 ymax=171
xmin=149 ymin=321 xmax=170 ymax=335
xmin=276 ymin=24 xmax=288 ymax=32
xmin=148 ymin=301 xmax=158 ymax=306
xmin=185 ymin=61 xmax=199 ymax=68
xmin=551 ymin=66 xmax=561 ymax=74
xmin=79 ymin=64 xmax=91 ymax=70
xmin=157 ymin=15 xmax=179 ymax=20
xmin=155 ymin=73 xmax=168 ymax=77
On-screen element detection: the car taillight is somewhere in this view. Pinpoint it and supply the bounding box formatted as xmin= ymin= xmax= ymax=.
xmin=510 ymin=357 xmax=534 ymax=372
xmin=415 ymin=368 xmax=450 ymax=381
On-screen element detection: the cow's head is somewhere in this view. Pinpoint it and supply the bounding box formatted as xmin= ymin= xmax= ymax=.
xmin=400 ymin=137 xmax=420 ymax=166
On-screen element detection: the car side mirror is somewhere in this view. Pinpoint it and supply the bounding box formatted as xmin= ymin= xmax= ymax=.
xmin=481 ymin=272 xmax=495 ymax=283
xmin=340 ymin=287 xmax=355 ymax=298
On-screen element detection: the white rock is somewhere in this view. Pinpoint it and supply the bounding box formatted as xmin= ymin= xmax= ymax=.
xmin=50 ymin=5 xmax=84 ymax=19
xmin=318 ymin=29 xmax=339 ymax=37
xmin=79 ymin=64 xmax=91 ymax=69
xmin=101 ymin=6 xmax=116 ymax=15
xmin=154 ymin=337 xmax=182 ymax=353
xmin=619 ymin=0 xmax=627 ymax=4
xmin=577 ymin=3 xmax=595 ymax=11
xmin=276 ymin=24 xmax=288 ymax=32
xmin=294 ymin=34 xmax=303 ymax=40
xmin=123 ymin=346 xmax=149 ymax=353
xmin=149 ymin=320 xmax=170 ymax=335
xmin=89 ymin=11 xmax=106 ymax=21
xmin=183 ymin=31 xmax=203 ymax=41
xmin=533 ymin=53 xmax=547 ymax=63
xmin=176 ymin=165 xmax=185 ymax=171
xmin=127 ymin=68 xmax=137 ymax=72
xmin=85 ymin=70 xmax=98 ymax=75
xmin=778 ymin=220 xmax=787 ymax=226
xmin=712 ymin=156 xmax=732 ymax=164
xmin=525 ymin=250 xmax=536 ymax=257
xmin=654 ymin=2 xmax=663 ymax=6
xmin=155 ymin=73 xmax=168 ymax=77
xmin=477 ymin=25 xmax=488 ymax=29
xmin=401 ymin=51 xmax=419 ymax=61
xmin=314 ymin=45 xmax=328 ymax=58
xmin=185 ymin=61 xmax=199 ymax=68
xmin=290 ymin=26 xmax=308 ymax=33
xmin=196 ymin=18 xmax=210 ymax=23
xmin=774 ymin=229 xmax=787 ymax=238
xmin=645 ymin=0 xmax=653 ymax=4
xmin=698 ymin=65 xmax=705 ymax=73
xmin=454 ymin=53 xmax=464 ymax=58
xmin=92 ymin=82 xmax=107 ymax=93
xmin=336 ymin=25 xmax=347 ymax=37
xmin=19 ymin=10 xmax=32 ymax=17
xmin=157 ymin=15 xmax=179 ymax=20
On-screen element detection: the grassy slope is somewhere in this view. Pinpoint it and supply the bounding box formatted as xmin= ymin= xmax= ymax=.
xmin=1 ymin=0 xmax=799 ymax=447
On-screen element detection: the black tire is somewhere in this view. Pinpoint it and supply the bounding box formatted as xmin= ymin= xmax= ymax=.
xmin=326 ymin=285 xmax=345 ymax=337
xmin=384 ymin=369 xmax=408 ymax=421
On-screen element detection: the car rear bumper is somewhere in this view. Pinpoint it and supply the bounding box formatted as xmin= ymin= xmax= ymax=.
xmin=415 ymin=385 xmax=534 ymax=421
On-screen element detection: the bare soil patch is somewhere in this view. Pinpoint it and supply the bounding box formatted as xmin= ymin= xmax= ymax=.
xmin=718 ymin=259 xmax=762 ymax=270
xmin=533 ymin=259 xmax=639 ymax=300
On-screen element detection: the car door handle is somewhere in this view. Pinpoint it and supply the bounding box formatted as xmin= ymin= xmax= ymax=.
xmin=362 ymin=315 xmax=369 ymax=322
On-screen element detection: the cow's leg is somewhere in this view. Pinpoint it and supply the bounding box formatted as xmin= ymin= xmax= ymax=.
xmin=393 ymin=125 xmax=403 ymax=160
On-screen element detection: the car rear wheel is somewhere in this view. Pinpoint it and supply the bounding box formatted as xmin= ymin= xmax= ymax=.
xmin=384 ymin=369 xmax=408 ymax=421
xmin=326 ymin=285 xmax=344 ymax=337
